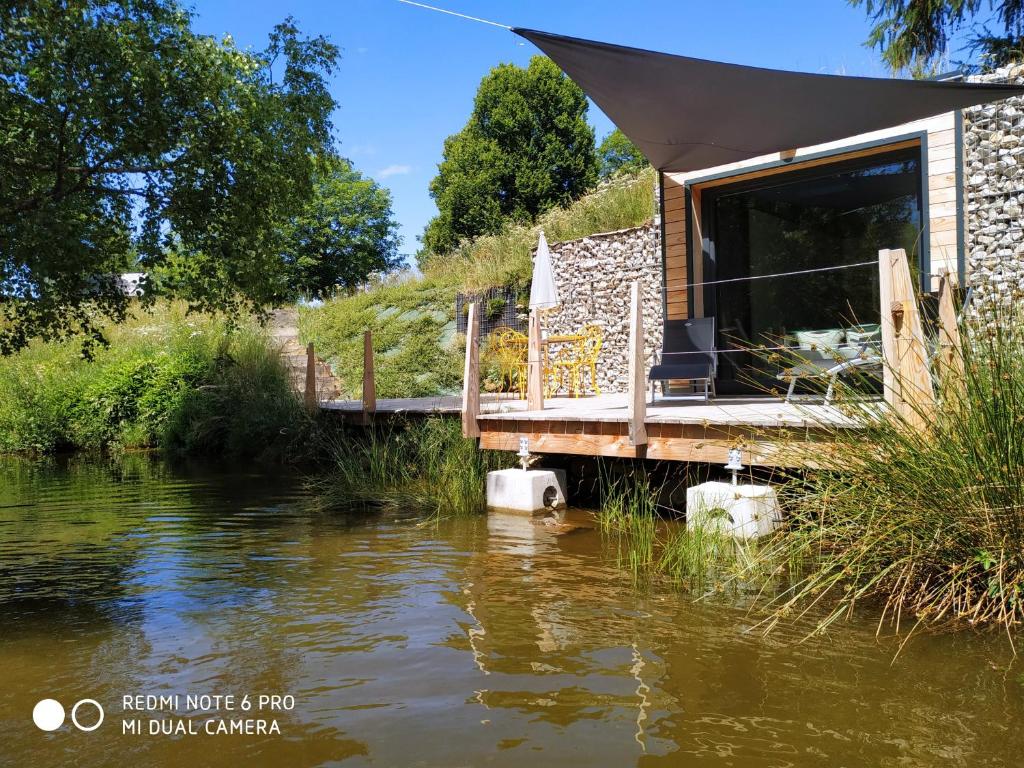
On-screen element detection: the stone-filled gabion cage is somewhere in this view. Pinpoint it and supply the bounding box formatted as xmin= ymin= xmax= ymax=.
xmin=965 ymin=66 xmax=1024 ymax=308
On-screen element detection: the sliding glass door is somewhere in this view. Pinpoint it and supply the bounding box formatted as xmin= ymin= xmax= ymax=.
xmin=700 ymin=147 xmax=923 ymax=394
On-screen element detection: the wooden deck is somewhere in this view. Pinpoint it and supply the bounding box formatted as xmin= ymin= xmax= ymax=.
xmin=322 ymin=393 xmax=864 ymax=468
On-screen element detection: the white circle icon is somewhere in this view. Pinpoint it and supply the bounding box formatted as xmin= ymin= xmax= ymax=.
xmin=71 ymin=699 xmax=104 ymax=732
xmin=32 ymin=699 xmax=65 ymax=731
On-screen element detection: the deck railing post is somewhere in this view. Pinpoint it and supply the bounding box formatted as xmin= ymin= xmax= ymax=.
xmin=527 ymin=308 xmax=544 ymax=411
xmin=877 ymin=247 xmax=935 ymax=429
xmin=627 ymin=280 xmax=648 ymax=447
xmin=462 ymin=302 xmax=481 ymax=438
xmin=304 ymin=342 xmax=317 ymax=413
xmin=362 ymin=330 xmax=376 ymax=425
xmin=936 ymin=268 xmax=966 ymax=399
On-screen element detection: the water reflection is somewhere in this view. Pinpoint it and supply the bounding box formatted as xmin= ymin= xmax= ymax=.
xmin=0 ymin=456 xmax=1022 ymax=767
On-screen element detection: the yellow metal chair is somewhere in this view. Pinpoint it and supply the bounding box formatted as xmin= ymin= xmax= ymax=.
xmin=552 ymin=325 xmax=603 ymax=396
xmin=491 ymin=327 xmax=528 ymax=398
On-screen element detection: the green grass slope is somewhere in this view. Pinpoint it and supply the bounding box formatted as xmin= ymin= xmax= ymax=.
xmin=300 ymin=168 xmax=656 ymax=400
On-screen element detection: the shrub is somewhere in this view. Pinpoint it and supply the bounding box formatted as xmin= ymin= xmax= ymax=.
xmin=0 ymin=303 xmax=309 ymax=460
xmin=161 ymin=328 xmax=311 ymax=460
xmin=485 ymin=296 xmax=506 ymax=321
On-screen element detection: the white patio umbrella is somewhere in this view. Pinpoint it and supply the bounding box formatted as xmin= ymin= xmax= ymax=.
xmin=529 ymin=230 xmax=560 ymax=312
xmin=526 ymin=231 xmax=559 ymax=410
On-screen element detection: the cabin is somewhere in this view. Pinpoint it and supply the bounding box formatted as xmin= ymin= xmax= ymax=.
xmin=473 ymin=113 xmax=958 ymax=467
xmin=328 ymin=32 xmax=1024 ymax=469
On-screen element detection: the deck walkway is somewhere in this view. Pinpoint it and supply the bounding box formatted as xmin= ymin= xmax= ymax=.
xmin=322 ymin=393 xmax=866 ymax=467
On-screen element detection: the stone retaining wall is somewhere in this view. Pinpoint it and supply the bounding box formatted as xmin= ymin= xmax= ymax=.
xmin=542 ymin=221 xmax=663 ymax=394
xmin=965 ymin=66 xmax=1024 ymax=306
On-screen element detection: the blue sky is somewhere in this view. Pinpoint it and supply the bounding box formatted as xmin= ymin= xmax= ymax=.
xmin=187 ymin=0 xmax=982 ymax=263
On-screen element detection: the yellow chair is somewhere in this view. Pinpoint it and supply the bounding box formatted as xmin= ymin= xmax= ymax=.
xmin=492 ymin=327 xmax=564 ymax=399
xmin=491 ymin=327 xmax=528 ymax=398
xmin=578 ymin=325 xmax=604 ymax=395
xmin=552 ymin=325 xmax=603 ymax=397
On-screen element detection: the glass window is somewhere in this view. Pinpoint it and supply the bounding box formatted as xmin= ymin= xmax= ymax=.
xmin=702 ymin=147 xmax=922 ymax=394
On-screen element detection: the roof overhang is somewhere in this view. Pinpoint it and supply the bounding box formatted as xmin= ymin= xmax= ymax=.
xmin=514 ymin=28 xmax=1024 ymax=173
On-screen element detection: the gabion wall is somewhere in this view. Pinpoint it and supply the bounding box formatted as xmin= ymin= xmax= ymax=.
xmin=965 ymin=65 xmax=1024 ymax=306
xmin=542 ymin=222 xmax=664 ymax=394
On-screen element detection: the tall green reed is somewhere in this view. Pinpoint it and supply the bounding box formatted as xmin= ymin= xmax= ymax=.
xmin=748 ymin=301 xmax=1024 ymax=642
xmin=314 ymin=417 xmax=514 ymax=518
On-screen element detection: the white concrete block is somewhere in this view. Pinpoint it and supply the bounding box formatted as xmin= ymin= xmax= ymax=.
xmin=686 ymin=481 xmax=781 ymax=540
xmin=486 ymin=468 xmax=567 ymax=513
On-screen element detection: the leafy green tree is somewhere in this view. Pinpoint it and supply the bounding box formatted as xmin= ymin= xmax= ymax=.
xmin=597 ymin=128 xmax=649 ymax=178
xmin=282 ymin=156 xmax=402 ymax=300
xmin=0 ymin=1 xmax=339 ymax=354
xmin=423 ymin=56 xmax=598 ymax=255
xmin=853 ymin=0 xmax=1024 ymax=72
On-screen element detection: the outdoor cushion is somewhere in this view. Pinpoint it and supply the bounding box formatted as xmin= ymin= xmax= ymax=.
xmin=795 ymin=329 xmax=844 ymax=351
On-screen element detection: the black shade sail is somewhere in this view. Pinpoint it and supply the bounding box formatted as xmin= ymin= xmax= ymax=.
xmin=514 ymin=28 xmax=1024 ymax=173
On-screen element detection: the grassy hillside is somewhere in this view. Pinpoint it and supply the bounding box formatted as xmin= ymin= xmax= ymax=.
xmin=300 ymin=168 xmax=657 ymax=399
xmin=299 ymin=279 xmax=461 ymax=399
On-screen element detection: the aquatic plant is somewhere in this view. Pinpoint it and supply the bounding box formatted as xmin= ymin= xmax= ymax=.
xmin=595 ymin=460 xmax=757 ymax=589
xmin=596 ymin=466 xmax=660 ymax=578
xmin=314 ymin=416 xmax=514 ymax=517
xmin=751 ymin=303 xmax=1024 ymax=641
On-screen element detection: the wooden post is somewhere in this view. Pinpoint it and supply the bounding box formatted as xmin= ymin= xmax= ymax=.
xmin=936 ymin=268 xmax=966 ymax=398
xmin=361 ymin=330 xmax=376 ymax=425
xmin=527 ymin=308 xmax=544 ymax=411
xmin=877 ymin=248 xmax=935 ymax=429
xmin=627 ymin=280 xmax=648 ymax=447
xmin=304 ymin=342 xmax=317 ymax=412
xmin=461 ymin=302 xmax=481 ymax=438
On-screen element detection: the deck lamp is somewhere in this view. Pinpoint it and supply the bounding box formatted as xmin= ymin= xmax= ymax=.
xmin=518 ymin=437 xmax=532 ymax=471
xmin=725 ymin=448 xmax=745 ymax=486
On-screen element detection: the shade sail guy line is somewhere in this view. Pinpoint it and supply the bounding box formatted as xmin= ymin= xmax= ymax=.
xmin=395 ymin=0 xmax=512 ymax=29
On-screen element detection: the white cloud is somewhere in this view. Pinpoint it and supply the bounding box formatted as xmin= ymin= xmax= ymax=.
xmin=377 ymin=164 xmax=412 ymax=179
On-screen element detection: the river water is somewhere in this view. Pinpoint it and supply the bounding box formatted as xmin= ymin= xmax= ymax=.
xmin=1 ymin=456 xmax=1022 ymax=767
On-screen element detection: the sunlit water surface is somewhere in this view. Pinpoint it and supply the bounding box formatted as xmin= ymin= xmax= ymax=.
xmin=1 ymin=456 xmax=1022 ymax=767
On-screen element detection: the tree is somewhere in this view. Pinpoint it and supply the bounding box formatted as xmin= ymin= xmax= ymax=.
xmin=853 ymin=0 xmax=1024 ymax=72
xmin=0 ymin=1 xmax=339 ymax=354
xmin=423 ymin=56 xmax=598 ymax=255
xmin=282 ymin=156 xmax=402 ymax=300
xmin=597 ymin=128 xmax=649 ymax=178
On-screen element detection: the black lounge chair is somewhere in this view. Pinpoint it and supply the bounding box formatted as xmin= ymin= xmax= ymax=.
xmin=649 ymin=317 xmax=717 ymax=403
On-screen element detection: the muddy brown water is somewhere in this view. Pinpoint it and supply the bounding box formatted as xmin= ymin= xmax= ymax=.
xmin=1 ymin=456 xmax=1022 ymax=767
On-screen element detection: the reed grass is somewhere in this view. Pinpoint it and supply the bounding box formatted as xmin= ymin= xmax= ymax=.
xmin=313 ymin=417 xmax=515 ymax=517
xmin=748 ymin=303 xmax=1024 ymax=642
xmin=594 ymin=460 xmax=758 ymax=590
